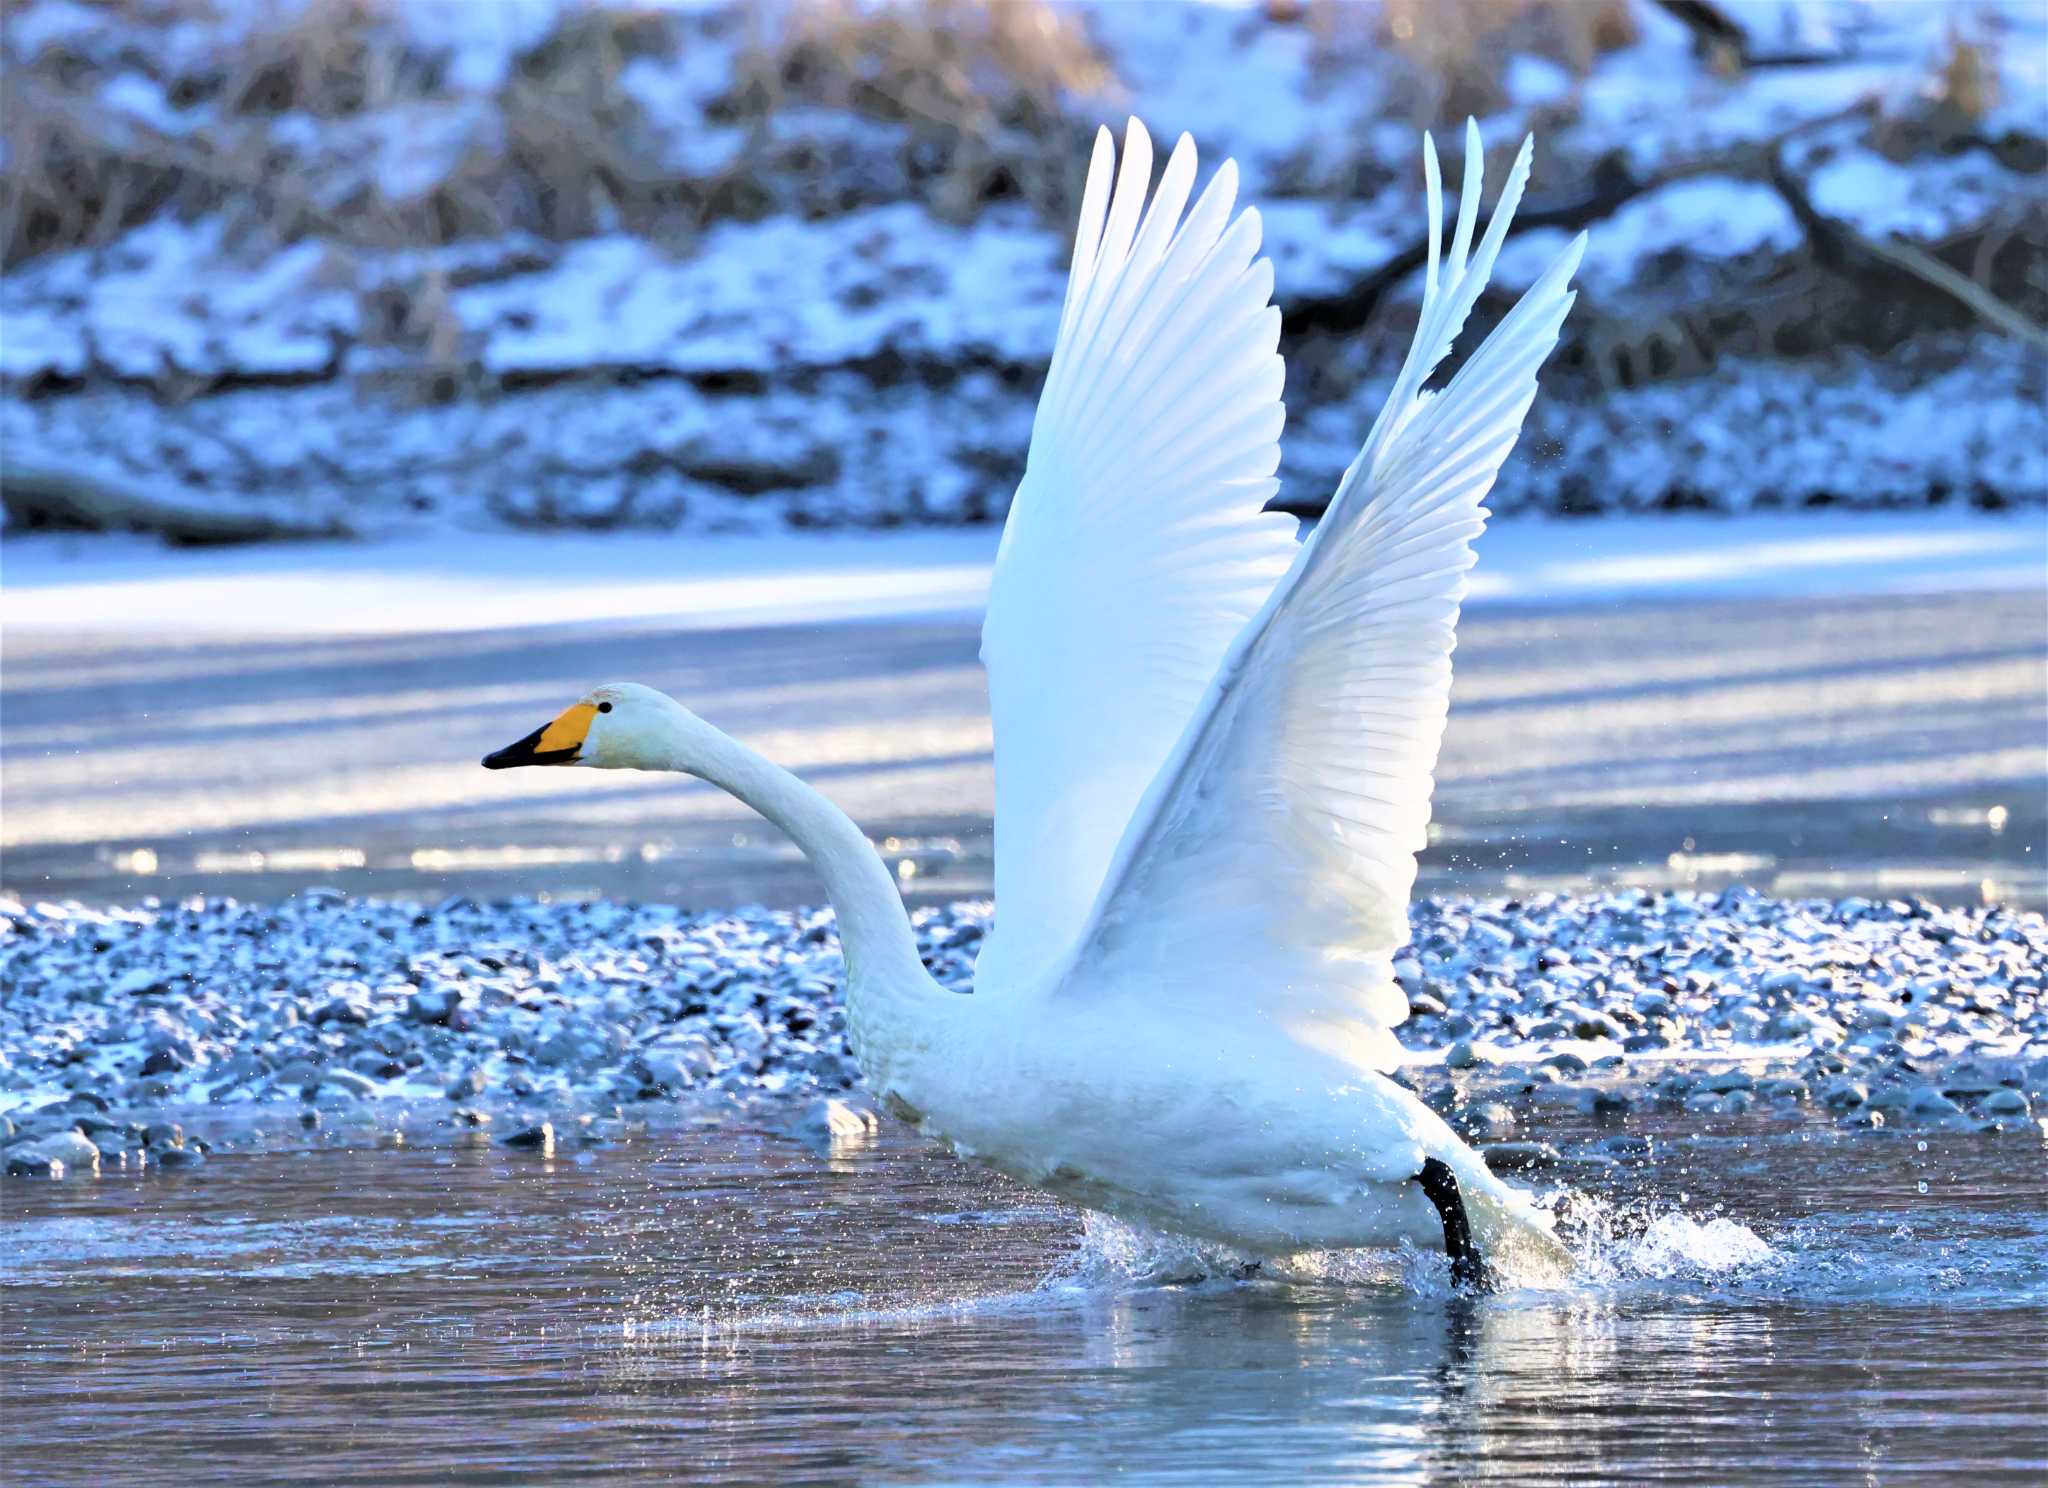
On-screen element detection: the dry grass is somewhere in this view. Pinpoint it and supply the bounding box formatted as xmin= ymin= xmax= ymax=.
xmin=0 ymin=0 xmax=1117 ymax=267
xmin=0 ymin=0 xmax=678 ymax=267
xmin=1363 ymin=0 xmax=1637 ymax=127
xmin=1931 ymin=26 xmax=1999 ymax=125
xmin=223 ymin=0 xmax=412 ymax=117
xmin=721 ymin=0 xmax=1115 ymax=223
xmin=1869 ymin=20 xmax=2013 ymax=165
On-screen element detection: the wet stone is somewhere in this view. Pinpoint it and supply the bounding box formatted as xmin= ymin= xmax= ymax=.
xmin=1699 ymin=1070 xmax=1755 ymax=1094
xmin=502 ymin=1123 xmax=556 ymax=1153
xmin=407 ymin=986 xmax=461 ymax=1025
xmin=1444 ymin=1039 xmax=1491 ymax=1070
xmin=1906 ymin=1087 xmax=1965 ymax=1120
xmin=139 ymin=1047 xmax=186 ymax=1077
xmin=0 ymin=889 xmax=2039 ymax=1137
xmin=1980 ymin=1088 xmax=2031 ymax=1117
xmin=1822 ymin=1079 xmax=1870 ymax=1110
xmin=811 ymin=1097 xmax=879 ymax=1144
xmin=1571 ymin=1012 xmax=1626 ymax=1041
xmin=29 ymin=1129 xmax=102 ymax=1173
xmin=144 ymin=1122 xmax=185 ymax=1150
xmin=74 ymin=1115 xmax=125 ymax=1143
xmin=1482 ymin=1141 xmax=1564 ymax=1174
xmin=270 ymin=1059 xmax=324 ymax=1090
xmin=1578 ymin=1088 xmax=1633 ymax=1119
xmin=1458 ymin=1102 xmax=1517 ymax=1140
xmin=1938 ymin=1065 xmax=2000 ymax=1098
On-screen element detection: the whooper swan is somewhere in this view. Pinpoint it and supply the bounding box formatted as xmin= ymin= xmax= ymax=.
xmin=486 ymin=119 xmax=1586 ymax=1288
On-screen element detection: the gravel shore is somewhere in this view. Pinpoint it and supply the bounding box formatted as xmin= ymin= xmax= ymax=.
xmin=3 ymin=889 xmax=2043 ymax=1178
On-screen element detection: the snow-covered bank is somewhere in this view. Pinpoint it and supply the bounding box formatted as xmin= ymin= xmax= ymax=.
xmin=3 ymin=510 xmax=2040 ymax=638
xmin=3 ymin=889 xmax=2043 ymax=1179
xmin=0 ymin=525 xmax=1001 ymax=635
xmin=4 ymin=0 xmax=2044 ymax=541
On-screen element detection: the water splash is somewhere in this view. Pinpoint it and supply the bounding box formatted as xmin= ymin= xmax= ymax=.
xmin=1566 ymin=1197 xmax=1779 ymax=1286
xmin=1055 ymin=1214 xmax=1481 ymax=1295
xmin=1054 ymin=1211 xmax=1261 ymax=1288
xmin=1056 ymin=1195 xmax=1784 ymax=1299
xmin=1611 ymin=1213 xmax=1778 ymax=1279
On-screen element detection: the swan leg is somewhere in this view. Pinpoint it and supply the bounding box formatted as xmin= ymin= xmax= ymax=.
xmin=1417 ymin=1158 xmax=1494 ymax=1293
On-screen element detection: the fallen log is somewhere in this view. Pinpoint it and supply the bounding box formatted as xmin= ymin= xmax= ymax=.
xmin=1 ymin=463 xmax=352 ymax=545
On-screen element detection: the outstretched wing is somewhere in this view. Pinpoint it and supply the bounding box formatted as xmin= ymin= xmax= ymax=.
xmin=1053 ymin=124 xmax=1587 ymax=1070
xmin=977 ymin=119 xmax=1300 ymax=994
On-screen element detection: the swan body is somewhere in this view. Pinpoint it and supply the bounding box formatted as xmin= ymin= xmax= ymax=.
xmin=485 ymin=119 xmax=1585 ymax=1282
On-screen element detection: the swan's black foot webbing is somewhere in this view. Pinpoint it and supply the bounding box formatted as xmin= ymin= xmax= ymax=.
xmin=1418 ymin=1158 xmax=1494 ymax=1293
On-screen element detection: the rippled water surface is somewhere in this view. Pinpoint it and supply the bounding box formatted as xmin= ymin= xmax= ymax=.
xmin=5 ymin=1111 xmax=2045 ymax=1486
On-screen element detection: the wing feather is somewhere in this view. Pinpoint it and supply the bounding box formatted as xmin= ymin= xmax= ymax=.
xmin=977 ymin=120 xmax=1299 ymax=995
xmin=1051 ymin=125 xmax=1586 ymax=1070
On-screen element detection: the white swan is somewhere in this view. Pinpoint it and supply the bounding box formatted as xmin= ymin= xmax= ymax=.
xmin=485 ymin=119 xmax=1585 ymax=1287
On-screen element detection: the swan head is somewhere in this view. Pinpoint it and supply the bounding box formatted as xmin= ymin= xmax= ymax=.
xmin=482 ymin=681 xmax=698 ymax=772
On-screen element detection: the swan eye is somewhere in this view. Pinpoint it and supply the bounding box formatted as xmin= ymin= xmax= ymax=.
xmin=597 ymin=702 xmax=613 ymax=713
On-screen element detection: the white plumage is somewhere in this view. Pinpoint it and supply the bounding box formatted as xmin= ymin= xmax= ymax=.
xmin=977 ymin=123 xmax=1300 ymax=996
xmin=486 ymin=117 xmax=1586 ymax=1283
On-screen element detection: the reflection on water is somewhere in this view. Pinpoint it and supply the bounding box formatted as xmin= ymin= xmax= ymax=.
xmin=4 ymin=1112 xmax=2044 ymax=1486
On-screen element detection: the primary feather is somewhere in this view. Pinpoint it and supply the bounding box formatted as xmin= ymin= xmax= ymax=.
xmin=977 ymin=119 xmax=1299 ymax=995
xmin=1005 ymin=120 xmax=1585 ymax=1071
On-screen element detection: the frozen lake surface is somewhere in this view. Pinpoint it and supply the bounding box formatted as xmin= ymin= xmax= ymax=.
xmin=4 ymin=1107 xmax=2044 ymax=1486
xmin=3 ymin=514 xmax=2043 ymax=910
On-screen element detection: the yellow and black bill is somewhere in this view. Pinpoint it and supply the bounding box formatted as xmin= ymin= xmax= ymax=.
xmin=482 ymin=702 xmax=596 ymax=769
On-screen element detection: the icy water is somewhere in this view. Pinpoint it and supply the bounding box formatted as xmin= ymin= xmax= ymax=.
xmin=9 ymin=584 xmax=2045 ymax=913
xmin=4 ymin=1111 xmax=2045 ymax=1486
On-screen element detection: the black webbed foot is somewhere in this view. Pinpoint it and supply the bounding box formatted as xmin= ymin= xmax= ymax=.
xmin=1417 ymin=1157 xmax=1495 ymax=1293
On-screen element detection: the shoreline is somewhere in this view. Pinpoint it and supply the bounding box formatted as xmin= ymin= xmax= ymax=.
xmin=7 ymin=507 xmax=2042 ymax=638
xmin=5 ymin=887 xmax=2042 ymax=1179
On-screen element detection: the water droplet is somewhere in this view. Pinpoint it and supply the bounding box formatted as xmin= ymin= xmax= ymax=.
xmin=1916 ymin=1139 xmax=1928 ymax=1152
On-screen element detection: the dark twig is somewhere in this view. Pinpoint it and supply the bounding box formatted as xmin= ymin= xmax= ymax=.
xmin=1767 ymin=110 xmax=2048 ymax=350
xmin=1279 ymin=151 xmax=1647 ymax=342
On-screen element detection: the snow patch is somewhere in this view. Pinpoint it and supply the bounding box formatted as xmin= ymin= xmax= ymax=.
xmin=4 ymin=511 xmax=2037 ymax=639
xmin=1807 ymin=146 xmax=2027 ymax=243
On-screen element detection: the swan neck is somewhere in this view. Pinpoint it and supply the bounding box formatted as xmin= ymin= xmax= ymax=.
xmin=672 ymin=722 xmax=938 ymax=1011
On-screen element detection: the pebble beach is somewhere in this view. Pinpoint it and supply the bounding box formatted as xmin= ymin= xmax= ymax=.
xmin=5 ymin=888 xmax=2043 ymax=1180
